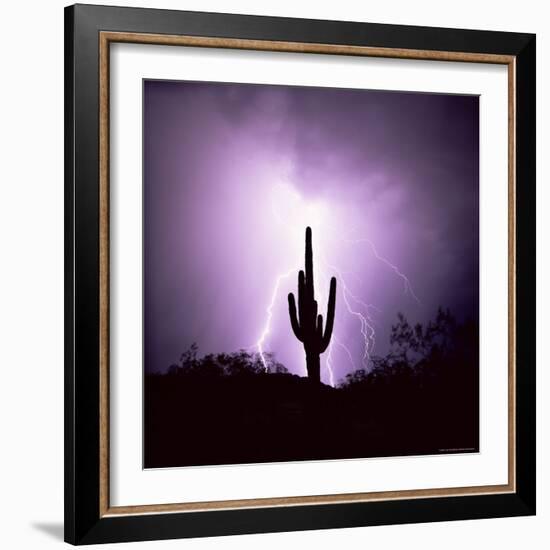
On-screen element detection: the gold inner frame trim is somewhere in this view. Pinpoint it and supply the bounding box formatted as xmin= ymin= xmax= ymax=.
xmin=98 ymin=31 xmax=516 ymax=517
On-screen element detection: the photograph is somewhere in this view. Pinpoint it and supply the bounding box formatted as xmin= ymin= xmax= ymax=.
xmin=143 ymin=80 xmax=480 ymax=469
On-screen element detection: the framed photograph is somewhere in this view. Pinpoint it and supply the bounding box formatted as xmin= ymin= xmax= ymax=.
xmin=64 ymin=4 xmax=536 ymax=545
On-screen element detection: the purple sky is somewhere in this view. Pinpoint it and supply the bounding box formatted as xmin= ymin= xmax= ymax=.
xmin=143 ymin=79 xmax=479 ymax=384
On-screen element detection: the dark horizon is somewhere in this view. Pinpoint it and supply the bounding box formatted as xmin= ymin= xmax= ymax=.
xmin=145 ymin=306 xmax=479 ymax=468
xmin=143 ymin=79 xmax=479 ymax=385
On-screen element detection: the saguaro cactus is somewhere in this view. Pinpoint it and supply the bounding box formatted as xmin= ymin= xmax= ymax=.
xmin=288 ymin=227 xmax=337 ymax=384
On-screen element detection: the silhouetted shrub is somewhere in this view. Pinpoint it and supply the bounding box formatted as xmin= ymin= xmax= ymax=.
xmin=165 ymin=345 xmax=288 ymax=379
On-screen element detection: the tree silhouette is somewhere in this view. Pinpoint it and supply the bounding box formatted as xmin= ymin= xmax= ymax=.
xmin=288 ymin=227 xmax=337 ymax=384
xmin=166 ymin=346 xmax=287 ymax=378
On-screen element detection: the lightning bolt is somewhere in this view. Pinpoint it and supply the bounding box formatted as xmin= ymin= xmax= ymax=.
xmin=345 ymin=237 xmax=421 ymax=305
xmin=255 ymin=266 xmax=298 ymax=372
xmin=320 ymin=258 xmax=375 ymax=378
xmin=326 ymin=335 xmax=356 ymax=387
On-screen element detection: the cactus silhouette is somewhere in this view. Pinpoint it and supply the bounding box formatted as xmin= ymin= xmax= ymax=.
xmin=288 ymin=227 xmax=337 ymax=384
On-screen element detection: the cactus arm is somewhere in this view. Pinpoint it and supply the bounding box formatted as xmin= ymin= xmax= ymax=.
xmin=298 ymin=269 xmax=305 ymax=295
xmin=313 ymin=300 xmax=318 ymax=325
xmin=316 ymin=314 xmax=324 ymax=345
xmin=305 ymin=226 xmax=314 ymax=301
xmin=320 ymin=277 xmax=337 ymax=352
xmin=288 ymin=293 xmax=303 ymax=341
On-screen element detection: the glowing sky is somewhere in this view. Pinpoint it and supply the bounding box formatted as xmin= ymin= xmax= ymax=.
xmin=143 ymin=80 xmax=479 ymax=384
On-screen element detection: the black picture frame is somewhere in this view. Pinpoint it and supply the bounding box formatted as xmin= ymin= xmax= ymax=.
xmin=65 ymin=3 xmax=536 ymax=545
